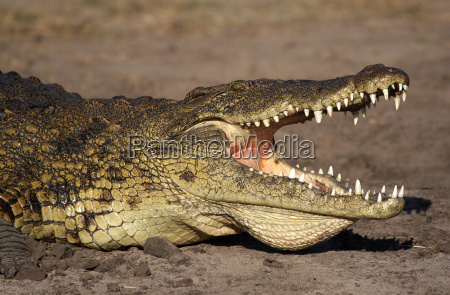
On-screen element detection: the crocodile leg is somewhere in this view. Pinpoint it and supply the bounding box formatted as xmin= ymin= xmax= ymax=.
xmin=0 ymin=218 xmax=33 ymax=278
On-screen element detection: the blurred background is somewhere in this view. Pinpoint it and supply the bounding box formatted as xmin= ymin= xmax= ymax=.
xmin=1 ymin=0 xmax=449 ymax=188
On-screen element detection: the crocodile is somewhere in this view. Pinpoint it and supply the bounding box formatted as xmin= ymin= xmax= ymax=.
xmin=0 ymin=64 xmax=408 ymax=278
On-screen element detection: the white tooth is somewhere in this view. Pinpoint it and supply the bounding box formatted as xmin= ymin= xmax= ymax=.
xmin=259 ymin=170 xmax=263 ymax=175
xmin=327 ymin=106 xmax=333 ymax=117
xmin=355 ymin=179 xmax=362 ymax=194
xmin=361 ymin=106 xmax=366 ymax=118
xmin=399 ymin=186 xmax=404 ymax=198
xmin=403 ymin=85 xmax=408 ymax=91
xmin=370 ymin=93 xmax=377 ymax=104
xmin=273 ymin=115 xmax=279 ymax=122
xmin=328 ymin=166 xmax=333 ymax=176
xmin=336 ymin=101 xmax=341 ymax=111
xmin=395 ymin=95 xmax=401 ymax=110
xmin=283 ymin=110 xmax=288 ymax=117
xmin=350 ymin=93 xmax=354 ymax=101
xmin=304 ymin=108 xmax=310 ymax=117
xmin=278 ymin=171 xmax=284 ymax=177
xmin=336 ymin=173 xmax=341 ymax=182
xmin=314 ymin=111 xmax=322 ymax=123
xmin=382 ymin=88 xmax=389 ymax=100
xmin=344 ymin=98 xmax=349 ymax=107
xmin=310 ymin=170 xmax=315 ymax=173
xmin=331 ymin=189 xmax=336 ymax=196
xmin=365 ymin=191 xmax=370 ymax=201
xmin=391 ymin=84 xmax=395 ymax=89
xmin=360 ymin=92 xmax=364 ymax=99
xmin=246 ymin=122 xmax=251 ymax=127
xmin=392 ymin=185 xmax=398 ymax=198
xmin=303 ymin=167 xmax=307 ymax=171
xmin=399 ymin=83 xmax=403 ymax=91
xmin=377 ymin=193 xmax=382 ymax=202
xmin=254 ymin=121 xmax=260 ymax=127
xmin=352 ymin=110 xmax=359 ymax=125
xmin=288 ymin=104 xmax=294 ymax=111
xmin=295 ymin=106 xmax=299 ymax=112
xmin=240 ymin=123 xmax=244 ymax=126
xmin=269 ymin=172 xmax=273 ymax=177
xmin=263 ymin=119 xmax=270 ymax=127
xmin=296 ymin=164 xmax=300 ymax=168
xmin=289 ymin=168 xmax=296 ymax=179
xmin=349 ymin=188 xmax=352 ymax=195
xmin=249 ymin=168 xmax=254 ymax=171
xmin=402 ymin=91 xmax=407 ymax=102
xmin=299 ymin=174 xmax=305 ymax=182
xmin=308 ymin=183 xmax=313 ymax=189
xmin=345 ymin=183 xmax=348 ymax=188
xmin=318 ymin=168 xmax=323 ymax=174
xmin=381 ymin=185 xmax=386 ymax=193
xmin=361 ymin=189 xmax=364 ymax=195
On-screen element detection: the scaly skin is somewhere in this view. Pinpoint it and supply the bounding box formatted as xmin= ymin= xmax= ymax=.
xmin=0 ymin=65 xmax=408 ymax=257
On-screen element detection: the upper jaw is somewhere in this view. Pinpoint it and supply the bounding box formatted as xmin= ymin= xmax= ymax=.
xmin=234 ymin=76 xmax=409 ymax=129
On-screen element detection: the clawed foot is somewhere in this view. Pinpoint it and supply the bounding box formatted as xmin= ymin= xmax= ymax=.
xmin=0 ymin=218 xmax=41 ymax=279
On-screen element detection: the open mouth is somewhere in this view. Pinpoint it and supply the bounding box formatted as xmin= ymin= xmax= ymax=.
xmin=225 ymin=82 xmax=408 ymax=202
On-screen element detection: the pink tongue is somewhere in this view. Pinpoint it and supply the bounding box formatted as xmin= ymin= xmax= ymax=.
xmin=231 ymin=142 xmax=337 ymax=193
xmin=231 ymin=142 xmax=274 ymax=172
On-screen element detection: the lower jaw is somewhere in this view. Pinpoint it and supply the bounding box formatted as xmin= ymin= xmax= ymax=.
xmin=223 ymin=202 xmax=355 ymax=250
xmin=232 ymin=146 xmax=346 ymax=195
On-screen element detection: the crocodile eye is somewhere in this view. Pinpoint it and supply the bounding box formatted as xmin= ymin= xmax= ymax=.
xmin=231 ymin=83 xmax=245 ymax=91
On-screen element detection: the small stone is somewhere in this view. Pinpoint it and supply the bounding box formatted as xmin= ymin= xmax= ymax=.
xmin=263 ymin=258 xmax=284 ymax=268
xmin=438 ymin=240 xmax=450 ymax=254
xmin=14 ymin=263 xmax=46 ymax=281
xmin=182 ymin=244 xmax=209 ymax=254
xmin=170 ymin=277 xmax=194 ymax=288
xmin=168 ymin=253 xmax=190 ymax=266
xmin=40 ymin=258 xmax=57 ymax=272
xmin=56 ymin=260 xmax=69 ymax=271
xmin=133 ymin=262 xmax=151 ymax=277
xmin=106 ymin=283 xmax=120 ymax=292
xmin=48 ymin=243 xmax=73 ymax=260
xmin=95 ymin=256 xmax=126 ymax=273
xmin=31 ymin=243 xmax=47 ymax=260
xmin=55 ymin=268 xmax=66 ymax=276
xmin=143 ymin=236 xmax=181 ymax=259
xmin=82 ymin=273 xmax=94 ymax=281
xmin=69 ymin=258 xmax=100 ymax=270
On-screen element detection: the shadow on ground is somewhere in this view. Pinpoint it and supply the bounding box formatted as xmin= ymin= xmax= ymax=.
xmin=203 ymin=229 xmax=413 ymax=254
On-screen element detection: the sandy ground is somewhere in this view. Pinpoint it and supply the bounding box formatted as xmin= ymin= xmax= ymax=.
xmin=0 ymin=0 xmax=449 ymax=294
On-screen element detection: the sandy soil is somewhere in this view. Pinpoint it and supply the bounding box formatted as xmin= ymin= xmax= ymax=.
xmin=0 ymin=0 xmax=449 ymax=294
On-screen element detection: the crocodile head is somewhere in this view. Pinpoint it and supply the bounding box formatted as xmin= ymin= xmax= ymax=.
xmin=160 ymin=64 xmax=409 ymax=250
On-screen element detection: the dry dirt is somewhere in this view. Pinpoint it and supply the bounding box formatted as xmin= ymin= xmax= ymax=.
xmin=0 ymin=0 xmax=449 ymax=294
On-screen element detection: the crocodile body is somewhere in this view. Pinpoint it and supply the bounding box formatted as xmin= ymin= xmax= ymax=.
xmin=0 ymin=65 xmax=408 ymax=256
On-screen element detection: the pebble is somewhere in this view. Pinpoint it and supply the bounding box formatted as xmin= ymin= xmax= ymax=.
xmin=69 ymin=258 xmax=100 ymax=270
xmin=14 ymin=263 xmax=46 ymax=281
xmin=133 ymin=262 xmax=151 ymax=277
xmin=143 ymin=236 xmax=181 ymax=259
xmin=263 ymin=258 xmax=284 ymax=268
xmin=48 ymin=243 xmax=73 ymax=260
xmin=106 ymin=282 xmax=120 ymax=292
xmin=95 ymin=256 xmax=126 ymax=273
